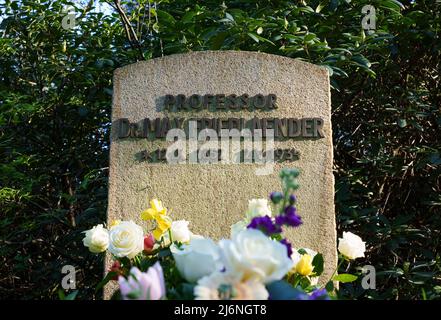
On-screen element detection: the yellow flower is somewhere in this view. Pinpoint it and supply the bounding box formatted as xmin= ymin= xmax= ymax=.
xmin=296 ymin=254 xmax=313 ymax=276
xmin=152 ymin=215 xmax=172 ymax=240
xmin=141 ymin=199 xmax=171 ymax=240
xmin=109 ymin=219 xmax=121 ymax=229
xmin=141 ymin=199 xmax=167 ymax=220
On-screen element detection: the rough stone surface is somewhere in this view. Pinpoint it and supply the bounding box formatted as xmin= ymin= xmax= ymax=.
xmin=105 ymin=51 xmax=336 ymax=298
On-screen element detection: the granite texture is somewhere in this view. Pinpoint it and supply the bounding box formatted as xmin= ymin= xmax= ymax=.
xmin=105 ymin=51 xmax=336 ymax=298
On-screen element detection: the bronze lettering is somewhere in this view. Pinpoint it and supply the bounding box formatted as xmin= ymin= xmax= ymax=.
xmin=267 ymin=94 xmax=277 ymax=109
xmin=176 ymin=94 xmax=187 ymax=111
xmin=253 ymin=94 xmax=266 ymax=109
xmin=226 ymin=94 xmax=239 ymax=110
xmin=204 ymin=94 xmax=214 ymax=110
xmin=216 ymin=94 xmax=226 ymax=110
xmin=288 ymin=119 xmax=301 ymax=137
xmin=163 ymin=94 xmax=175 ymax=111
xmin=189 ymin=94 xmax=202 ymax=110
xmin=314 ymin=118 xmax=324 ymax=138
xmin=274 ymin=118 xmax=287 ymax=139
xmin=302 ymin=118 xmax=314 ymax=137
xmin=240 ymin=94 xmax=249 ymax=110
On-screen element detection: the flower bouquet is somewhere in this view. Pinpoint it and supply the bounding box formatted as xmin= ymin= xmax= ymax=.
xmin=83 ymin=168 xmax=366 ymax=300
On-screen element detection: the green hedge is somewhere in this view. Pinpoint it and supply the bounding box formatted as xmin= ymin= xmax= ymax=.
xmin=0 ymin=0 xmax=439 ymax=299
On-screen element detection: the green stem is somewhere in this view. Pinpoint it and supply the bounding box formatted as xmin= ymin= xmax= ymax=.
xmin=280 ymin=184 xmax=289 ymax=214
xmin=330 ymin=257 xmax=345 ymax=282
xmin=319 ymin=256 xmax=345 ymax=290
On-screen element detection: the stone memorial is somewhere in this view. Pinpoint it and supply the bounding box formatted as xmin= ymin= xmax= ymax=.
xmin=106 ymin=51 xmax=336 ymax=296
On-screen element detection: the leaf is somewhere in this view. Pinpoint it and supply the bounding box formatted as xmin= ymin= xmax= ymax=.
xmin=209 ymin=32 xmax=227 ymax=50
xmin=325 ymin=280 xmax=334 ymax=292
xmin=312 ymin=253 xmax=324 ymax=276
xmin=64 ymin=290 xmax=79 ymax=300
xmin=321 ymin=65 xmax=334 ymax=77
xmin=315 ymin=2 xmax=325 ymax=13
xmin=351 ymin=55 xmax=372 ymax=68
xmin=95 ymin=271 xmax=117 ymax=293
xmin=247 ymin=32 xmax=260 ymax=43
xmin=58 ymin=289 xmax=65 ymax=300
xmin=247 ymin=33 xmax=275 ymax=45
xmin=382 ymin=0 xmax=405 ymax=12
xmin=181 ymin=11 xmax=197 ymax=24
xmin=225 ymin=12 xmax=235 ymax=22
xmin=304 ymin=33 xmax=316 ymax=42
xmin=58 ymin=289 xmax=78 ymax=300
xmin=398 ymin=119 xmax=407 ymax=128
xmin=156 ymin=10 xmax=176 ymax=25
xmin=266 ymin=280 xmax=305 ymax=300
xmin=333 ymin=273 xmax=358 ymax=283
xmin=158 ymin=248 xmax=171 ymax=258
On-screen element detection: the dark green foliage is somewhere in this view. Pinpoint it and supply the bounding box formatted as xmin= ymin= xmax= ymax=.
xmin=0 ymin=0 xmax=439 ymax=299
xmin=0 ymin=0 xmax=131 ymax=299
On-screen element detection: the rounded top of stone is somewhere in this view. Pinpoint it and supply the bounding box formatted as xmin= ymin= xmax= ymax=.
xmin=113 ymin=50 xmax=328 ymax=79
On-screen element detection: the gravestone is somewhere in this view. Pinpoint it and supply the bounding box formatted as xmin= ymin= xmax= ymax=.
xmin=106 ymin=51 xmax=336 ymax=297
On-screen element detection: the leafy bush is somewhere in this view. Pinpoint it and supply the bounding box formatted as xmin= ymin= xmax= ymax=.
xmin=0 ymin=0 xmax=439 ymax=299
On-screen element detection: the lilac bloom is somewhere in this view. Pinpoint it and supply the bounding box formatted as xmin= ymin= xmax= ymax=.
xmin=309 ymin=288 xmax=330 ymax=300
xmin=275 ymin=206 xmax=302 ymax=227
xmin=296 ymin=288 xmax=330 ymax=300
xmin=247 ymin=215 xmax=282 ymax=236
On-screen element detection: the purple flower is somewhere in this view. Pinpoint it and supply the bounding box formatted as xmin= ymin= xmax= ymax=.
xmin=289 ymin=194 xmax=297 ymax=205
xmin=275 ymin=206 xmax=302 ymax=227
xmin=309 ymin=289 xmax=330 ymax=300
xmin=247 ymin=215 xmax=282 ymax=236
xmin=285 ymin=205 xmax=297 ymax=216
xmin=118 ymin=262 xmax=166 ymax=300
xmin=296 ymin=289 xmax=330 ymax=300
xmin=280 ymin=238 xmax=293 ymax=257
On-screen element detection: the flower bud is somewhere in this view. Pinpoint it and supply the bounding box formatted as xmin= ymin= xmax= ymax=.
xmin=144 ymin=234 xmax=155 ymax=254
xmin=109 ymin=260 xmax=122 ymax=281
xmin=296 ymin=254 xmax=313 ymax=276
xmin=288 ymin=180 xmax=300 ymax=190
xmin=270 ymin=192 xmax=283 ymax=204
xmin=289 ymin=194 xmax=297 ymax=205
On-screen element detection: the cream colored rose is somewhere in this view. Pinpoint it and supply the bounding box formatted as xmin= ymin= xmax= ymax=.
xmin=194 ymin=272 xmax=269 ymax=300
xmin=245 ymin=199 xmax=272 ymax=220
xmin=170 ymin=220 xmax=192 ymax=243
xmin=160 ymin=221 xmax=200 ymax=246
xmin=230 ymin=220 xmax=248 ymax=238
xmin=108 ymin=221 xmax=144 ymax=259
xmin=338 ymin=231 xmax=366 ymax=260
xmin=170 ymin=238 xmax=222 ymax=283
xmin=82 ymin=224 xmax=109 ymax=253
xmin=219 ymin=229 xmax=293 ymax=283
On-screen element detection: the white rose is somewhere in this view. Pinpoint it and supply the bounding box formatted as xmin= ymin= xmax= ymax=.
xmin=170 ymin=238 xmax=222 ymax=283
xmin=194 ymin=272 xmax=269 ymax=300
xmin=219 ymin=229 xmax=293 ymax=283
xmin=230 ymin=220 xmax=247 ymax=238
xmin=245 ymin=199 xmax=272 ymax=220
xmin=108 ymin=221 xmax=144 ymax=259
xmin=170 ymin=220 xmax=192 ymax=243
xmin=160 ymin=222 xmax=201 ymax=247
xmin=82 ymin=224 xmax=109 ymax=253
xmin=338 ymin=231 xmax=366 ymax=260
